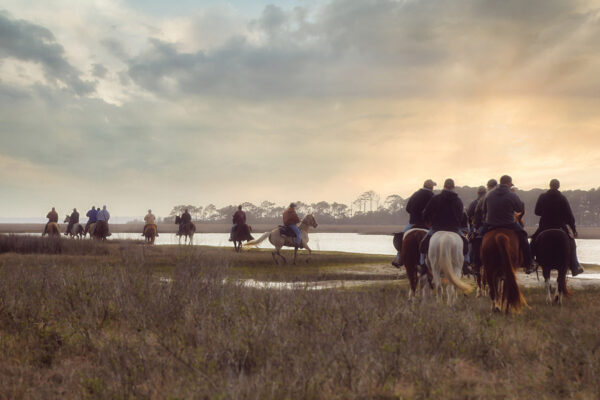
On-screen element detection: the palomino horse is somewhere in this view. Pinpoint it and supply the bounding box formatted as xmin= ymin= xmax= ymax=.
xmin=231 ymin=224 xmax=254 ymax=252
xmin=63 ymin=215 xmax=84 ymax=238
xmin=398 ymin=228 xmax=429 ymax=301
xmin=534 ymin=229 xmax=572 ymax=305
xmin=424 ymin=231 xmax=473 ymax=304
xmin=43 ymin=222 xmax=61 ymax=237
xmin=85 ymin=222 xmax=96 ymax=238
xmin=143 ymin=224 xmax=157 ymax=244
xmin=175 ymin=216 xmax=196 ymax=245
xmin=93 ymin=220 xmax=110 ymax=240
xmin=244 ymin=214 xmax=318 ymax=264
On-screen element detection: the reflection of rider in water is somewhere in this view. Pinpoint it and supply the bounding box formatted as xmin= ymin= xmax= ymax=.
xmin=283 ymin=203 xmax=302 ymax=246
xmin=142 ymin=209 xmax=159 ymax=237
xmin=178 ymin=209 xmax=192 ymax=236
xmin=229 ymin=205 xmax=246 ymax=241
xmin=44 ymin=207 xmax=59 ymax=235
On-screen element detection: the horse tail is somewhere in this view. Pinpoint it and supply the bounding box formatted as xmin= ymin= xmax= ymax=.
xmin=244 ymin=232 xmax=270 ymax=247
xmin=439 ymin=235 xmax=473 ymax=294
xmin=495 ymin=233 xmax=526 ymax=312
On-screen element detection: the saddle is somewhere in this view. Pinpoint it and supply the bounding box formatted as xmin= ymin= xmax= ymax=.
xmin=278 ymin=225 xmax=303 ymax=248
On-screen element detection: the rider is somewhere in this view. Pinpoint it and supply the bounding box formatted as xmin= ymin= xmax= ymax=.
xmin=469 ymin=179 xmax=498 ymax=269
xmin=44 ymin=207 xmax=59 ymax=235
xmin=467 ymin=186 xmax=487 ymax=233
xmin=85 ymin=206 xmax=97 ymax=234
xmin=283 ymin=203 xmax=302 ymax=247
xmin=530 ymin=179 xmax=583 ymax=276
xmin=418 ymin=178 xmax=470 ymax=274
xmin=229 ymin=205 xmax=246 ymax=241
xmin=392 ymin=179 xmax=436 ymax=267
xmin=178 ymin=209 xmax=192 ymax=236
xmin=481 ymin=175 xmax=533 ymax=273
xmin=65 ymin=208 xmax=79 ymax=236
xmin=142 ymin=209 xmax=159 ymax=237
xmin=95 ymin=205 xmax=111 ymax=236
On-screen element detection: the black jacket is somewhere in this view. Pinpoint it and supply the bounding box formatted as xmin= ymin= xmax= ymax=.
xmin=422 ymin=190 xmax=464 ymax=231
xmin=535 ymin=189 xmax=576 ymax=232
xmin=467 ymin=196 xmax=484 ymax=229
xmin=70 ymin=211 xmax=79 ymax=224
xmin=406 ymin=188 xmax=434 ymax=225
xmin=181 ymin=212 xmax=192 ymax=224
xmin=483 ymin=185 xmax=524 ymax=226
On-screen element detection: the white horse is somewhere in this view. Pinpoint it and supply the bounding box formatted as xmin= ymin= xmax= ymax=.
xmin=244 ymin=214 xmax=318 ymax=264
xmin=422 ymin=231 xmax=473 ymax=304
xmin=63 ymin=215 xmax=84 ymax=239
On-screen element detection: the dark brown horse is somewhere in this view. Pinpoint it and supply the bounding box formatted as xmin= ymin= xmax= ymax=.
xmin=397 ymin=228 xmax=429 ymax=300
xmin=231 ymin=224 xmax=254 ymax=252
xmin=143 ymin=224 xmax=157 ymax=244
xmin=481 ymin=227 xmax=526 ymax=313
xmin=533 ymin=229 xmax=572 ymax=305
xmin=93 ymin=220 xmax=110 ymax=240
xmin=175 ymin=216 xmax=196 ymax=245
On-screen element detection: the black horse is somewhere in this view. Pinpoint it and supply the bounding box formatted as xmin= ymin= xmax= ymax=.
xmin=231 ymin=224 xmax=254 ymax=252
xmin=533 ymin=229 xmax=572 ymax=305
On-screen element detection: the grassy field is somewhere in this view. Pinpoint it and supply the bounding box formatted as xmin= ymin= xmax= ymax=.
xmin=1 ymin=236 xmax=599 ymax=399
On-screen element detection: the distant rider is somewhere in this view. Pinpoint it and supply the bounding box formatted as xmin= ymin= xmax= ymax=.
xmin=531 ymin=179 xmax=583 ymax=276
xmin=419 ymin=178 xmax=470 ymax=274
xmin=283 ymin=203 xmax=302 ymax=247
xmin=142 ymin=209 xmax=159 ymax=237
xmin=95 ymin=205 xmax=111 ymax=236
xmin=44 ymin=207 xmax=59 ymax=235
xmin=178 ymin=209 xmax=192 ymax=236
xmin=85 ymin=206 xmax=97 ymax=234
xmin=481 ymin=175 xmax=533 ymax=273
xmin=229 ymin=205 xmax=247 ymax=241
xmin=65 ymin=208 xmax=79 ymax=235
xmin=392 ymin=179 xmax=436 ymax=267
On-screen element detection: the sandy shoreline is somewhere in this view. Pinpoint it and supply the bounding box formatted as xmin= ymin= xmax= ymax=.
xmin=2 ymin=223 xmax=600 ymax=238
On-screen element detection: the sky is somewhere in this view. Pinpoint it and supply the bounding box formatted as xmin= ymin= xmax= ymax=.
xmin=1 ymin=0 xmax=600 ymax=218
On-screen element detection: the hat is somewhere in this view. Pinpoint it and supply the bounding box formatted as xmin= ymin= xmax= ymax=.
xmin=424 ymin=179 xmax=437 ymax=188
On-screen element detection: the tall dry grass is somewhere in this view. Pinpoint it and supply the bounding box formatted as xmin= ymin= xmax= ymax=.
xmin=0 ymin=247 xmax=599 ymax=399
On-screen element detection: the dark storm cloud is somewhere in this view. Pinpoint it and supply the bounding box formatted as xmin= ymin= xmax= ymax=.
xmin=0 ymin=12 xmax=95 ymax=95
xmin=91 ymin=63 xmax=108 ymax=78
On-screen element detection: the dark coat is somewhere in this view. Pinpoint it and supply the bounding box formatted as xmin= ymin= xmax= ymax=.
xmin=181 ymin=211 xmax=192 ymax=224
xmin=535 ymin=189 xmax=576 ymax=232
xmin=70 ymin=211 xmax=79 ymax=224
xmin=46 ymin=210 xmax=58 ymax=223
xmin=233 ymin=210 xmax=246 ymax=225
xmin=422 ymin=190 xmax=464 ymax=231
xmin=483 ymin=185 xmax=524 ymax=226
xmin=467 ymin=195 xmax=485 ymax=230
xmin=406 ymin=188 xmax=434 ymax=225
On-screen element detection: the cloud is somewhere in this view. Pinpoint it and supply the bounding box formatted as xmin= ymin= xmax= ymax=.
xmin=0 ymin=11 xmax=95 ymax=95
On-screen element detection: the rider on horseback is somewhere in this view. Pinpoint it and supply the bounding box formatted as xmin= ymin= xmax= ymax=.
xmin=142 ymin=209 xmax=159 ymax=237
xmin=178 ymin=209 xmax=192 ymax=236
xmin=95 ymin=205 xmax=111 ymax=236
xmin=229 ymin=205 xmax=246 ymax=241
xmin=44 ymin=207 xmax=59 ymax=235
xmin=392 ymin=179 xmax=436 ymax=267
xmin=531 ymin=179 xmax=583 ymax=276
xmin=65 ymin=208 xmax=79 ymax=236
xmin=418 ymin=178 xmax=470 ymax=274
xmin=283 ymin=203 xmax=302 ymax=247
xmin=481 ymin=175 xmax=533 ymax=273
xmin=85 ymin=206 xmax=97 ymax=234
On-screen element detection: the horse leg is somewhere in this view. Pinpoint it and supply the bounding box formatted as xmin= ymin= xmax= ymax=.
xmin=304 ymin=243 xmax=312 ymax=263
xmin=271 ymin=251 xmax=279 ymax=265
xmin=545 ymin=277 xmax=552 ymax=304
xmin=293 ymin=247 xmax=298 ymax=265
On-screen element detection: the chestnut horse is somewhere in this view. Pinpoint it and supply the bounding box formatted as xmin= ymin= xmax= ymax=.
xmin=398 ymin=228 xmax=429 ymax=300
xmin=244 ymin=214 xmax=318 ymax=264
xmin=144 ymin=224 xmax=157 ymax=244
xmin=231 ymin=224 xmax=254 ymax=252
xmin=425 ymin=231 xmax=473 ymax=304
xmin=175 ymin=216 xmax=196 ymax=245
xmin=533 ymin=229 xmax=571 ymax=305
xmin=93 ymin=220 xmax=110 ymax=240
xmin=85 ymin=222 xmax=96 ymax=238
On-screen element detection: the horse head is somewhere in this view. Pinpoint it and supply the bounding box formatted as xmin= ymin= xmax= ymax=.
xmin=64 ymin=215 xmax=70 ymax=223
xmin=303 ymin=214 xmax=318 ymax=228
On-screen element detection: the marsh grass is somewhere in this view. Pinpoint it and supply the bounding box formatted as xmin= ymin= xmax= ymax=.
xmin=0 ymin=244 xmax=599 ymax=399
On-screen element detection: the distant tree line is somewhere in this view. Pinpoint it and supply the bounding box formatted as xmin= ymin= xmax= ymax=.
xmin=166 ymin=187 xmax=600 ymax=227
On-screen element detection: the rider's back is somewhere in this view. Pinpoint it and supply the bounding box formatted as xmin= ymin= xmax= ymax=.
xmin=484 ymin=185 xmax=523 ymax=226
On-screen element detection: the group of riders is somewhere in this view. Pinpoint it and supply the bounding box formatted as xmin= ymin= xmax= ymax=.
xmin=43 ymin=205 xmax=111 ymax=237
xmin=393 ymin=175 xmax=584 ymax=277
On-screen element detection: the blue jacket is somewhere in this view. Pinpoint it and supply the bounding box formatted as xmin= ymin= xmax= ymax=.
xmin=86 ymin=209 xmax=98 ymax=222
xmin=97 ymin=207 xmax=110 ymax=222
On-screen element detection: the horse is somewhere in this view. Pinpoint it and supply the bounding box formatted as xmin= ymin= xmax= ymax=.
xmin=397 ymin=228 xmax=429 ymax=301
xmin=533 ymin=229 xmax=572 ymax=305
xmin=425 ymin=231 xmax=473 ymax=304
xmin=175 ymin=216 xmax=196 ymax=245
xmin=93 ymin=220 xmax=110 ymax=240
xmin=143 ymin=224 xmax=157 ymax=244
xmin=244 ymin=214 xmax=318 ymax=264
xmin=84 ymin=222 xmax=96 ymax=238
xmin=231 ymin=224 xmax=254 ymax=252
xmin=43 ymin=222 xmax=61 ymax=237
xmin=63 ymin=215 xmax=83 ymax=239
